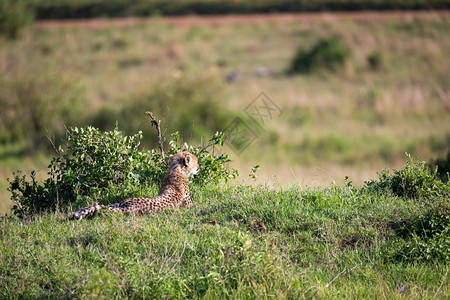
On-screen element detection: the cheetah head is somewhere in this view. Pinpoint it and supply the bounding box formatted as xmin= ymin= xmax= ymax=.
xmin=169 ymin=151 xmax=199 ymax=177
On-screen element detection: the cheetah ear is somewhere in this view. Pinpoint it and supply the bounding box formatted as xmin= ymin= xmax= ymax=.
xmin=184 ymin=154 xmax=192 ymax=166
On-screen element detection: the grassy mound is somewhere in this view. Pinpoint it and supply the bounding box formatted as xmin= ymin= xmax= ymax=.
xmin=1 ymin=160 xmax=449 ymax=298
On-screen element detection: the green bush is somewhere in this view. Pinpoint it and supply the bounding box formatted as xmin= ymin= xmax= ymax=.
xmin=367 ymin=50 xmax=383 ymax=70
xmin=288 ymin=37 xmax=351 ymax=74
xmin=364 ymin=154 xmax=450 ymax=199
xmin=362 ymin=155 xmax=450 ymax=262
xmin=0 ymin=0 xmax=34 ymax=39
xmin=389 ymin=210 xmax=450 ymax=262
xmin=8 ymin=125 xmax=237 ymax=217
xmin=429 ymin=150 xmax=450 ymax=182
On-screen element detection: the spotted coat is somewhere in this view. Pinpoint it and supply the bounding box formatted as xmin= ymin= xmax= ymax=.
xmin=70 ymin=151 xmax=199 ymax=220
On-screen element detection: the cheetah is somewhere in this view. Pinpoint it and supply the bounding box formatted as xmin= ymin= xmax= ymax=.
xmin=70 ymin=151 xmax=199 ymax=220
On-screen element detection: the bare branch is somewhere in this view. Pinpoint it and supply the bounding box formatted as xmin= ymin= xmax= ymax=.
xmin=45 ymin=128 xmax=60 ymax=155
xmin=197 ymin=139 xmax=218 ymax=154
xmin=146 ymin=111 xmax=165 ymax=160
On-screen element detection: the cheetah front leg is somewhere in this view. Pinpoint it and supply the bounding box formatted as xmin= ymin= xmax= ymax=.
xmin=181 ymin=193 xmax=193 ymax=207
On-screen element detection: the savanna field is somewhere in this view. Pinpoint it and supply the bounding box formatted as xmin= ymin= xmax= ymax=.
xmin=0 ymin=3 xmax=449 ymax=298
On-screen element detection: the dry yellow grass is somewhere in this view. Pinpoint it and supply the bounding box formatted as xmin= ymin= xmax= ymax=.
xmin=1 ymin=14 xmax=450 ymax=214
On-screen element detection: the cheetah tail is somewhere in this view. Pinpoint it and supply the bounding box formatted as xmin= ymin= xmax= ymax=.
xmin=69 ymin=203 xmax=106 ymax=220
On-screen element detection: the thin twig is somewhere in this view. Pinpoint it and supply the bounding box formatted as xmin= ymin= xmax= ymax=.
xmin=167 ymin=238 xmax=188 ymax=275
xmin=45 ymin=128 xmax=62 ymax=156
xmin=146 ymin=111 xmax=165 ymax=160
xmin=197 ymin=138 xmax=218 ymax=154
xmin=325 ymin=265 xmax=357 ymax=288
xmin=434 ymin=267 xmax=448 ymax=298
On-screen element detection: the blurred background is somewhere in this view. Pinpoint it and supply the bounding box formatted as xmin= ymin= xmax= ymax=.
xmin=1 ymin=0 xmax=450 ymax=214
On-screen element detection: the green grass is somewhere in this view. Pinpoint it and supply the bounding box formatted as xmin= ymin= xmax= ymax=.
xmin=1 ymin=14 xmax=448 ymax=297
xmin=1 ymin=184 xmax=448 ymax=298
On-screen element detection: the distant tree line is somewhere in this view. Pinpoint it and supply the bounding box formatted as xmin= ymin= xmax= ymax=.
xmin=33 ymin=0 xmax=450 ymax=19
xmin=3 ymin=0 xmax=449 ymax=38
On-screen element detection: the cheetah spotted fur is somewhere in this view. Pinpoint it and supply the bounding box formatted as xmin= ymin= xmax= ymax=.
xmin=70 ymin=151 xmax=199 ymax=220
